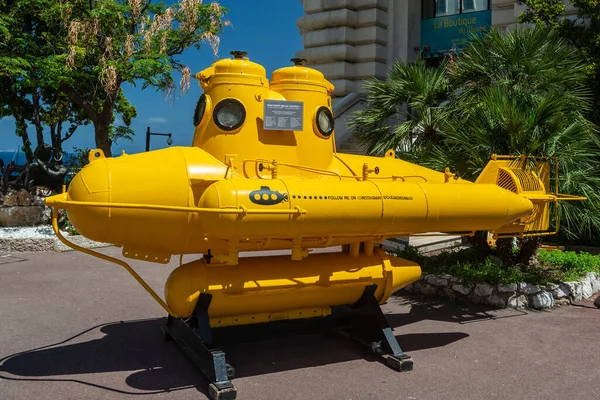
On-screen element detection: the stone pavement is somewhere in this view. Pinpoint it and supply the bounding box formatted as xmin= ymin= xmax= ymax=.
xmin=1 ymin=247 xmax=599 ymax=400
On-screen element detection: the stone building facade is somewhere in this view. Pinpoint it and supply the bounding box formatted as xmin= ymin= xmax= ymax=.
xmin=295 ymin=0 xmax=422 ymax=99
xmin=295 ymin=0 xmax=578 ymax=151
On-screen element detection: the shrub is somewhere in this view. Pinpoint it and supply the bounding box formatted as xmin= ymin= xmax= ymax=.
xmin=394 ymin=246 xmax=600 ymax=285
xmin=537 ymin=250 xmax=600 ymax=281
xmin=62 ymin=147 xmax=90 ymax=187
xmin=57 ymin=209 xmax=79 ymax=235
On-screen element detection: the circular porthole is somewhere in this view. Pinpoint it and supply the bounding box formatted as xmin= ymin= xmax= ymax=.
xmin=315 ymin=106 xmax=334 ymax=138
xmin=213 ymin=99 xmax=246 ymax=131
xmin=193 ymin=94 xmax=207 ymax=126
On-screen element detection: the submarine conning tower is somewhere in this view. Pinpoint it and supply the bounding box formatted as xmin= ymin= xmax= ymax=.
xmin=192 ymin=51 xmax=336 ymax=176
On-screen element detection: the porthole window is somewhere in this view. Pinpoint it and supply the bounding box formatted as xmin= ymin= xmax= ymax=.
xmin=193 ymin=94 xmax=207 ymax=126
xmin=315 ymin=106 xmax=334 ymax=138
xmin=213 ymin=99 xmax=246 ymax=131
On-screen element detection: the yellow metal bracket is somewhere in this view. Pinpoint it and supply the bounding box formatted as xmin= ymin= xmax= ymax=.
xmin=486 ymin=155 xmax=586 ymax=239
xmin=50 ymin=208 xmax=181 ymax=318
xmin=380 ymin=250 xmax=394 ymax=303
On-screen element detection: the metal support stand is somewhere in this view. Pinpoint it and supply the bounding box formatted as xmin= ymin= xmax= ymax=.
xmin=161 ymin=285 xmax=411 ymax=399
xmin=161 ymin=294 xmax=237 ymax=400
xmin=342 ymin=284 xmax=413 ymax=372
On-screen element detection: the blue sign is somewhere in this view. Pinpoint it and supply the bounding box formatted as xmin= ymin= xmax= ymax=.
xmin=421 ymin=10 xmax=492 ymax=56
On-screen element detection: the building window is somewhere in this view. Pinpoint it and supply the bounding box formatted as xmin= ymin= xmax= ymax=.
xmin=462 ymin=0 xmax=488 ymax=13
xmin=422 ymin=0 xmax=489 ymax=19
xmin=436 ymin=0 xmax=459 ymax=17
xmin=436 ymin=0 xmax=446 ymax=15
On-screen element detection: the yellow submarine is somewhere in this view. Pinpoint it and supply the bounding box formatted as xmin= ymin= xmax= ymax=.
xmin=45 ymin=51 xmax=582 ymax=399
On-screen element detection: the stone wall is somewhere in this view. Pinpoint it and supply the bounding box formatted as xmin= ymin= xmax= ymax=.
xmin=401 ymin=272 xmax=600 ymax=310
xmin=0 ymin=188 xmax=51 ymax=227
xmin=296 ymin=0 xmax=422 ymax=99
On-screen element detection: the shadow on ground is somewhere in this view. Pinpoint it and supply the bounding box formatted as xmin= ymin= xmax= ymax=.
xmin=0 ymin=254 xmax=28 ymax=265
xmin=0 ymin=295 xmax=515 ymax=396
xmin=390 ymin=294 xmax=528 ymax=326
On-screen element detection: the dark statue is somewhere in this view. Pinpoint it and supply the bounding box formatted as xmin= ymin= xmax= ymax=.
xmin=0 ymin=144 xmax=68 ymax=194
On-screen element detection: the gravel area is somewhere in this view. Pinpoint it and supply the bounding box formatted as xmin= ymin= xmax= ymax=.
xmin=0 ymin=226 xmax=62 ymax=238
xmin=0 ymin=226 xmax=110 ymax=252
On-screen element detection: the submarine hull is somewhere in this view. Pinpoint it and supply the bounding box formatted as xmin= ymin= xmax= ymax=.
xmin=60 ymin=146 xmax=533 ymax=261
xmin=164 ymin=248 xmax=421 ymax=325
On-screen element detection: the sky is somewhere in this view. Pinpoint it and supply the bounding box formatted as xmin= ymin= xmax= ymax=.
xmin=0 ymin=0 xmax=305 ymax=155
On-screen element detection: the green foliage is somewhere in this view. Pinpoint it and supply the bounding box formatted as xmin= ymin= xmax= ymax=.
xmin=1 ymin=0 xmax=228 ymax=157
xmin=348 ymin=59 xmax=450 ymax=156
xmin=1 ymin=0 xmax=92 ymax=158
xmin=537 ymin=249 xmax=600 ymax=281
xmin=349 ymin=26 xmax=600 ymax=244
xmin=58 ymin=208 xmax=79 ymax=236
xmin=53 ymin=0 xmax=228 ymax=156
xmin=57 ymin=146 xmax=91 ymax=234
xmin=443 ymin=28 xmax=600 ymax=243
xmin=518 ymin=0 xmax=600 ymax=124
xmin=395 ymin=247 xmax=600 ymax=285
xmin=63 ymin=146 xmax=91 ymax=186
xmin=518 ymin=0 xmax=566 ymax=27
xmin=395 ymin=247 xmax=528 ymax=284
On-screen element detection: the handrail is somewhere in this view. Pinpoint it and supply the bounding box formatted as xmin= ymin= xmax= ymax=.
xmin=46 ymin=199 xmax=307 ymax=216
xmin=243 ymin=158 xmax=344 ymax=180
xmin=242 ymin=158 xmax=428 ymax=182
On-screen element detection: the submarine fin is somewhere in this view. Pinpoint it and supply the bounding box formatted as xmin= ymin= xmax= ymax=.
xmin=476 ymin=155 xmax=585 ymax=238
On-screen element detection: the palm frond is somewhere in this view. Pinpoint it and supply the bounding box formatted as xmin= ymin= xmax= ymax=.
xmin=347 ymin=25 xmax=600 ymax=242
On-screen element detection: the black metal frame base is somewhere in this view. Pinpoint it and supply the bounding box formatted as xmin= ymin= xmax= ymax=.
xmin=161 ymin=294 xmax=237 ymax=400
xmin=161 ymin=285 xmax=412 ymax=399
xmin=336 ymin=284 xmax=413 ymax=372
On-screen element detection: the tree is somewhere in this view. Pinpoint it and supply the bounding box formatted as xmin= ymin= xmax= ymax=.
xmin=518 ymin=0 xmax=600 ymax=124
xmin=440 ymin=28 xmax=600 ymax=246
xmin=1 ymin=0 xmax=227 ymax=159
xmin=51 ymin=0 xmax=227 ymax=156
xmin=1 ymin=3 xmax=42 ymax=163
xmin=348 ymin=27 xmax=600 ymax=260
xmin=1 ymin=0 xmax=89 ymax=162
xmin=348 ymin=59 xmax=451 ymax=157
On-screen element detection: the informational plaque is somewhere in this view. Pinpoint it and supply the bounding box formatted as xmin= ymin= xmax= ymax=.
xmin=263 ymin=100 xmax=304 ymax=131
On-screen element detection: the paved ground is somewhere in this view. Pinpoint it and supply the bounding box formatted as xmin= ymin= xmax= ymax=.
xmin=1 ymin=247 xmax=599 ymax=400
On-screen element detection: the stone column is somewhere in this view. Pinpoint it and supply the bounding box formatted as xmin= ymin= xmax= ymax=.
xmin=296 ymin=0 xmax=392 ymax=99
